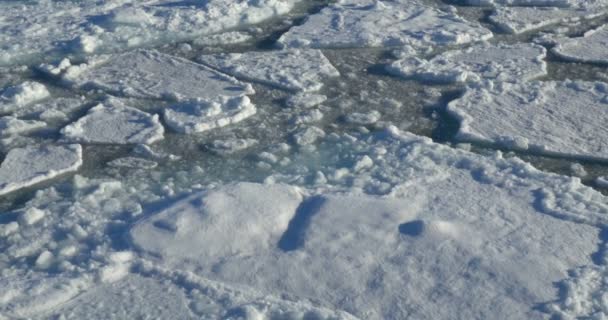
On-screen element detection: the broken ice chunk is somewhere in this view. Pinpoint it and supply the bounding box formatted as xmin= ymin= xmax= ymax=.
xmin=62 ymin=98 xmax=164 ymax=145
xmin=0 ymin=144 xmax=82 ymax=196
xmin=0 ymin=117 xmax=46 ymax=136
xmin=0 ymin=81 xmax=50 ymax=114
xmin=164 ymin=96 xmax=256 ymax=134
xmin=553 ymin=24 xmax=608 ymax=64
xmin=200 ymin=49 xmax=340 ymax=92
xmin=387 ymin=43 xmax=547 ymax=84
xmin=448 ymin=80 xmax=608 ymax=160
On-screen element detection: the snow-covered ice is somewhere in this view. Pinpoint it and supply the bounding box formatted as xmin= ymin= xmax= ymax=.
xmin=278 ymin=2 xmax=492 ymax=49
xmin=387 ymin=43 xmax=547 ymax=84
xmin=164 ymin=96 xmax=256 ymax=134
xmin=62 ymin=98 xmax=164 ymax=145
xmin=448 ymin=81 xmax=608 ymax=160
xmin=489 ymin=7 xmax=606 ymax=34
xmin=199 ymin=49 xmax=340 ymax=92
xmin=48 ymin=50 xmax=254 ymax=101
xmin=0 ymin=81 xmax=50 ymax=114
xmin=0 ymin=144 xmax=82 ymax=196
xmin=553 ymin=24 xmax=608 ymax=64
xmin=0 ymin=117 xmax=46 ymax=136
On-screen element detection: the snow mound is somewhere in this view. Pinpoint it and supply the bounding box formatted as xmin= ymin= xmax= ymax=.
xmin=51 ymin=50 xmax=254 ymax=101
xmin=553 ymin=24 xmax=608 ymax=64
xmin=277 ymin=2 xmax=492 ymax=49
xmin=61 ymin=98 xmax=164 ymax=145
xmin=0 ymin=144 xmax=82 ymax=196
xmin=0 ymin=81 xmax=50 ymax=114
xmin=0 ymin=0 xmax=298 ymax=66
xmin=387 ymin=42 xmax=547 ymax=84
xmin=164 ymin=96 xmax=256 ymax=134
xmin=200 ymin=49 xmax=340 ymax=92
xmin=448 ymin=80 xmax=608 ymax=161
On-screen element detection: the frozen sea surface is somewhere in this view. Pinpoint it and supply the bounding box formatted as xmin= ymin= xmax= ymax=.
xmin=0 ymin=0 xmax=608 ymax=319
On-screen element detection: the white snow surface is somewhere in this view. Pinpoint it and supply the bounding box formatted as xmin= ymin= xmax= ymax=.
xmin=448 ymin=81 xmax=608 ymax=160
xmin=0 ymin=81 xmax=50 ymax=114
xmin=553 ymin=24 xmax=608 ymax=64
xmin=0 ymin=0 xmax=299 ymax=66
xmin=278 ymin=2 xmax=492 ymax=49
xmin=130 ymin=127 xmax=608 ymax=319
xmin=387 ymin=42 xmax=547 ymax=84
xmin=164 ymin=96 xmax=256 ymax=134
xmin=61 ymin=98 xmax=164 ymax=145
xmin=0 ymin=144 xmax=82 ymax=196
xmin=199 ymin=49 xmax=340 ymax=92
xmin=489 ymin=6 xmax=607 ymax=34
xmin=50 ymin=50 xmax=254 ymax=101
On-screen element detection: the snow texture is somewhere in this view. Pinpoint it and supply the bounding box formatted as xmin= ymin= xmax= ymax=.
xmin=553 ymin=24 xmax=608 ymax=64
xmin=0 ymin=144 xmax=82 ymax=196
xmin=387 ymin=42 xmax=547 ymax=84
xmin=278 ymin=2 xmax=493 ymax=49
xmin=62 ymin=98 xmax=164 ymax=145
xmin=0 ymin=81 xmax=50 ymax=114
xmin=199 ymin=49 xmax=340 ymax=92
xmin=448 ymin=81 xmax=608 ymax=160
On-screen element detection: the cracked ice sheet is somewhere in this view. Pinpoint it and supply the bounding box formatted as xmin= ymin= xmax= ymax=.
xmin=0 ymin=144 xmax=82 ymax=196
xmin=277 ymin=1 xmax=492 ymax=49
xmin=489 ymin=7 xmax=608 ymax=34
xmin=0 ymin=0 xmax=298 ymax=66
xmin=46 ymin=50 xmax=254 ymax=101
xmin=461 ymin=0 xmax=608 ymax=7
xmin=448 ymin=80 xmax=608 ymax=161
xmin=131 ymin=127 xmax=607 ymax=319
xmin=553 ymin=24 xmax=608 ymax=64
xmin=61 ymin=98 xmax=164 ymax=145
xmin=199 ymin=49 xmax=340 ymax=92
xmin=387 ymin=42 xmax=547 ymax=84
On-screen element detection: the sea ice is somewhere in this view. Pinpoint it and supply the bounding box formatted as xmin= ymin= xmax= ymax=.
xmin=553 ymin=24 xmax=608 ymax=64
xmin=49 ymin=50 xmax=254 ymax=101
xmin=200 ymin=49 xmax=340 ymax=92
xmin=387 ymin=43 xmax=547 ymax=84
xmin=0 ymin=144 xmax=82 ymax=196
xmin=447 ymin=80 xmax=608 ymax=160
xmin=131 ymin=127 xmax=607 ymax=319
xmin=164 ymin=96 xmax=256 ymax=134
xmin=61 ymin=98 xmax=164 ymax=145
xmin=0 ymin=117 xmax=46 ymax=136
xmin=489 ymin=7 xmax=605 ymax=34
xmin=0 ymin=82 xmax=50 ymax=114
xmin=277 ymin=2 xmax=492 ymax=49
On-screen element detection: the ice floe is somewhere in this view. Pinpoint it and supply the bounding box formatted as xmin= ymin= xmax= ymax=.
xmin=489 ymin=7 xmax=606 ymax=34
xmin=199 ymin=49 xmax=340 ymax=92
xmin=553 ymin=24 xmax=608 ymax=64
xmin=387 ymin=43 xmax=547 ymax=84
xmin=0 ymin=81 xmax=50 ymax=114
xmin=164 ymin=96 xmax=256 ymax=134
xmin=0 ymin=117 xmax=46 ymax=136
xmin=61 ymin=99 xmax=164 ymax=145
xmin=278 ymin=2 xmax=492 ymax=49
xmin=0 ymin=0 xmax=298 ymax=66
xmin=447 ymin=80 xmax=608 ymax=160
xmin=0 ymin=144 xmax=82 ymax=196
xmin=47 ymin=50 xmax=254 ymax=101
xmin=131 ymin=127 xmax=607 ymax=319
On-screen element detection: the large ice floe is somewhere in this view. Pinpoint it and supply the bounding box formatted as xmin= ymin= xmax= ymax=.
xmin=0 ymin=0 xmax=299 ymax=66
xmin=199 ymin=49 xmax=340 ymax=92
xmin=44 ymin=50 xmax=254 ymax=101
xmin=553 ymin=24 xmax=608 ymax=64
xmin=387 ymin=42 xmax=547 ymax=84
xmin=277 ymin=1 xmax=492 ymax=49
xmin=0 ymin=144 xmax=82 ymax=196
xmin=129 ymin=127 xmax=608 ymax=319
xmin=448 ymin=81 xmax=608 ymax=160
xmin=61 ymin=98 xmax=164 ymax=145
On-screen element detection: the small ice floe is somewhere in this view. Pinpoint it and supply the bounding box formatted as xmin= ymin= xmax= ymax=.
xmin=553 ymin=24 xmax=608 ymax=64
xmin=0 ymin=81 xmax=50 ymax=114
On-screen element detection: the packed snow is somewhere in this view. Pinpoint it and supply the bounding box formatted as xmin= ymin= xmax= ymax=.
xmin=387 ymin=42 xmax=547 ymax=84
xmin=61 ymin=98 xmax=164 ymax=145
xmin=278 ymin=2 xmax=492 ymax=49
xmin=199 ymin=49 xmax=340 ymax=92
xmin=0 ymin=144 xmax=82 ymax=196
xmin=553 ymin=24 xmax=608 ymax=64
xmin=448 ymin=81 xmax=608 ymax=160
